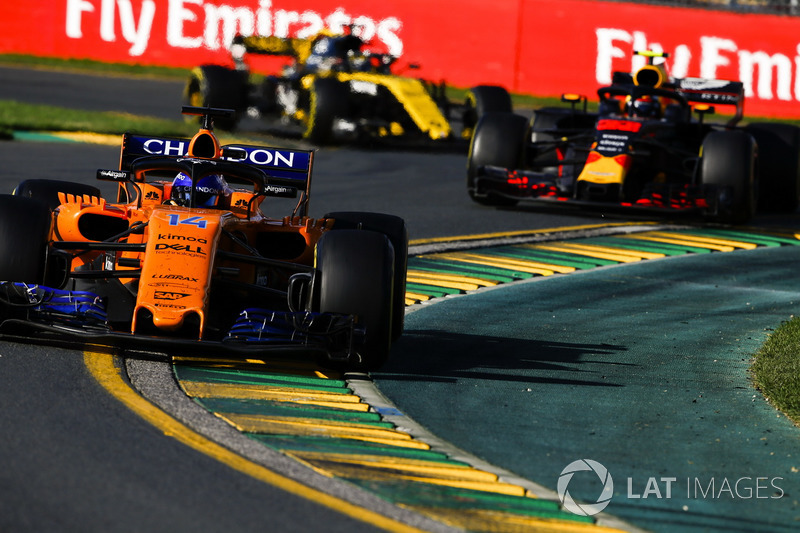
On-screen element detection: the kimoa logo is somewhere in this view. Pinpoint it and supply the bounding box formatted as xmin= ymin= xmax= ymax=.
xmin=557 ymin=459 xmax=614 ymax=516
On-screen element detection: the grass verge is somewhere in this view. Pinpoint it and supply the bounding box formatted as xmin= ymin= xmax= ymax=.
xmin=0 ymin=100 xmax=197 ymax=139
xmin=751 ymin=317 xmax=800 ymax=426
xmin=0 ymin=53 xmax=190 ymax=80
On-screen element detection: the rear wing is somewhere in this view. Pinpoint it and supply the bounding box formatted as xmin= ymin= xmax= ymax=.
xmin=119 ymin=133 xmax=315 ymax=214
xmin=674 ymin=78 xmax=745 ymax=126
xmin=232 ymin=35 xmax=313 ymax=63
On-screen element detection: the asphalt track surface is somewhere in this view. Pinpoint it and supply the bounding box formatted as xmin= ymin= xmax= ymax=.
xmin=1 ymin=65 xmax=800 ymax=532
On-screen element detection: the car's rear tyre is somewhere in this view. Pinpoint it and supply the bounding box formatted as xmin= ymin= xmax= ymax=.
xmin=304 ymin=77 xmax=348 ymax=144
xmin=745 ymin=122 xmax=800 ymax=213
xmin=701 ymin=130 xmax=757 ymax=224
xmin=183 ymin=66 xmax=248 ymax=130
xmin=323 ymin=212 xmax=407 ymax=341
xmin=315 ymin=230 xmax=394 ymax=371
xmin=14 ymin=179 xmax=102 ymax=211
xmin=463 ymin=85 xmax=513 ymax=137
xmin=467 ymin=112 xmax=527 ymax=206
xmin=0 ymin=195 xmax=51 ymax=283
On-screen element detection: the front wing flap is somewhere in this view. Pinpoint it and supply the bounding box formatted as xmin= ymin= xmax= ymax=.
xmin=474 ymin=165 xmax=721 ymax=216
xmin=0 ymin=283 xmax=364 ymax=363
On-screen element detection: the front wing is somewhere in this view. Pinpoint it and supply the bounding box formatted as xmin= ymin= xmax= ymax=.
xmin=0 ymin=282 xmax=364 ymax=363
xmin=473 ymin=165 xmax=721 ymax=216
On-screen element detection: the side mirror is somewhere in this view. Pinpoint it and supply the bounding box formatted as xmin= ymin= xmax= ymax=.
xmin=222 ymin=147 xmax=247 ymax=161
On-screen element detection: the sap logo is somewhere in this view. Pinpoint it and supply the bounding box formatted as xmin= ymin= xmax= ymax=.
xmin=154 ymin=291 xmax=190 ymax=300
xmin=155 ymin=243 xmax=206 ymax=254
xmin=153 ymin=274 xmax=198 ymax=282
xmin=157 ymin=234 xmax=208 ymax=243
xmin=141 ymin=139 xmax=187 ymax=156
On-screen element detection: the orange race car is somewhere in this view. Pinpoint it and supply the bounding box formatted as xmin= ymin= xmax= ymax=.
xmin=0 ymin=107 xmax=407 ymax=370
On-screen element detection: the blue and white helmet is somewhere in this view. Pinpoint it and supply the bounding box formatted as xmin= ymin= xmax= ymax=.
xmin=171 ymin=173 xmax=230 ymax=208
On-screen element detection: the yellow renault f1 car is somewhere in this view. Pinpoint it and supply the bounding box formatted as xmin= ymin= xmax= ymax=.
xmin=184 ymin=30 xmax=511 ymax=145
xmin=467 ymin=50 xmax=800 ymax=224
xmin=0 ymin=107 xmax=407 ymax=370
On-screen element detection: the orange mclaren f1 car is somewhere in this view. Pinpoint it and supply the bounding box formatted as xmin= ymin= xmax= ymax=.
xmin=0 ymin=107 xmax=407 ymax=370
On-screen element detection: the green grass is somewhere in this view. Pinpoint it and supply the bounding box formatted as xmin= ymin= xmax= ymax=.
xmin=0 ymin=100 xmax=197 ymax=138
xmin=0 ymin=53 xmax=190 ymax=80
xmin=751 ymin=317 xmax=800 ymax=426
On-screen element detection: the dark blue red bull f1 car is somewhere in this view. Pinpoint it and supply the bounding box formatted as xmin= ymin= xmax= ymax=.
xmin=467 ymin=50 xmax=800 ymax=223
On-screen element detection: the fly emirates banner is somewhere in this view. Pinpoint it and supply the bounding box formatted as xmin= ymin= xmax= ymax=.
xmin=3 ymin=0 xmax=800 ymax=118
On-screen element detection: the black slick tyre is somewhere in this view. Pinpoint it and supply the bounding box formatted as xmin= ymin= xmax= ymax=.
xmin=323 ymin=211 xmax=408 ymax=341
xmin=745 ymin=122 xmax=800 ymax=213
xmin=315 ymin=230 xmax=394 ymax=371
xmin=463 ymin=85 xmax=513 ymax=136
xmin=0 ymin=195 xmax=51 ymax=283
xmin=183 ymin=66 xmax=248 ymax=130
xmin=304 ymin=77 xmax=348 ymax=144
xmin=467 ymin=112 xmax=527 ymax=206
xmin=701 ymin=130 xmax=757 ymax=224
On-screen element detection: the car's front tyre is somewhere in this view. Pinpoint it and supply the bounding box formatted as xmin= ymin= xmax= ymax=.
xmin=314 ymin=229 xmax=395 ymax=371
xmin=0 ymin=195 xmax=51 ymax=283
xmin=467 ymin=112 xmax=527 ymax=206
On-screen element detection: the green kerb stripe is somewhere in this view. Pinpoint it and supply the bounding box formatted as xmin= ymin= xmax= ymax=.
xmin=404 ymin=283 xmax=464 ymax=297
xmin=174 ymin=366 xmax=349 ymax=392
xmin=582 ymin=236 xmax=702 ymax=255
xmin=345 ymin=479 xmax=594 ymax=523
xmin=196 ymin=398 xmax=381 ymax=422
xmin=409 ymin=261 xmax=526 ymax=283
xmin=680 ymin=229 xmax=798 ymax=247
xmin=250 ymin=434 xmax=464 ymax=464
xmin=485 ymin=247 xmax=616 ymax=267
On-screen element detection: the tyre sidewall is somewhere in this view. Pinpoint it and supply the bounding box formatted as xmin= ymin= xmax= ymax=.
xmin=0 ymin=195 xmax=51 ymax=283
xmin=745 ymin=122 xmax=800 ymax=213
xmin=315 ymin=230 xmax=394 ymax=370
xmin=467 ymin=112 xmax=527 ymax=205
xmin=322 ymin=212 xmax=407 ymax=342
xmin=701 ymin=130 xmax=757 ymax=224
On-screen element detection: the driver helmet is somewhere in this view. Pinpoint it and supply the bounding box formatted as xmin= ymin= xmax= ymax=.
xmin=170 ymin=173 xmax=231 ymax=208
xmin=627 ymin=95 xmax=661 ymax=118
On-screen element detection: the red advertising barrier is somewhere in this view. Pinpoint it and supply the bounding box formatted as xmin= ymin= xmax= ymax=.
xmin=3 ymin=0 xmax=800 ymax=118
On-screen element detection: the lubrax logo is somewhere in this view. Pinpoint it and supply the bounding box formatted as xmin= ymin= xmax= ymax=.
xmin=153 ymin=274 xmax=198 ymax=283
